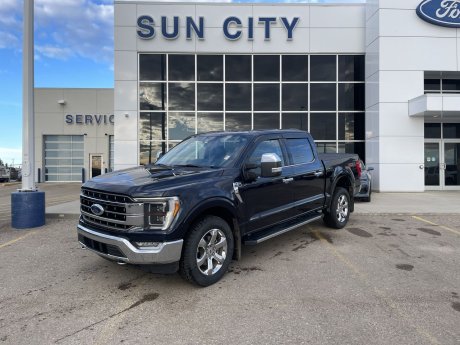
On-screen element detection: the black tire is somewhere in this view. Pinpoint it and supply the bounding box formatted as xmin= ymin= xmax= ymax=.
xmin=179 ymin=216 xmax=234 ymax=287
xmin=323 ymin=187 xmax=351 ymax=229
xmin=362 ymin=185 xmax=372 ymax=203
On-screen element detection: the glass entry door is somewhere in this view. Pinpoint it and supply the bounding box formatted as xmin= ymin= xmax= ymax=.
xmin=90 ymin=154 xmax=103 ymax=179
xmin=424 ymin=141 xmax=460 ymax=190
xmin=424 ymin=142 xmax=441 ymax=189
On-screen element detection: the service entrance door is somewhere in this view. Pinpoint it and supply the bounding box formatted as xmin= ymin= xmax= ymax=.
xmin=90 ymin=154 xmax=103 ymax=179
xmin=424 ymin=141 xmax=460 ymax=190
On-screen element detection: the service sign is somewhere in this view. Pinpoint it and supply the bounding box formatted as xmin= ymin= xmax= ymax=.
xmin=417 ymin=0 xmax=460 ymax=28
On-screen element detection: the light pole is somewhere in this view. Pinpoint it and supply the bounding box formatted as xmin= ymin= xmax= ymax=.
xmin=11 ymin=0 xmax=45 ymax=229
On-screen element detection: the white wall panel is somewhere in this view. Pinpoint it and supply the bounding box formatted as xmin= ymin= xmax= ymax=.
xmin=310 ymin=5 xmax=365 ymax=28
xmin=379 ymin=9 xmax=457 ymax=38
xmin=310 ymin=28 xmax=365 ymax=53
xmin=96 ymin=90 xmax=114 ymax=114
xmin=379 ymin=71 xmax=423 ymax=103
xmin=115 ymin=51 xmax=138 ymax=81
xmin=379 ymin=136 xmax=424 ymax=164
xmin=114 ymin=81 xmax=137 ymax=111
xmin=115 ymin=3 xmax=136 ymax=27
xmin=63 ymin=90 xmax=97 ymax=114
xmin=114 ymin=140 xmax=138 ymax=167
xmin=379 ymin=0 xmax=425 ymax=10
xmin=35 ymin=112 xmax=65 ymax=135
xmin=114 ymin=111 xmax=138 ymax=142
xmin=379 ymin=37 xmax=457 ymax=71
xmin=35 ymin=89 xmax=64 ymax=113
xmin=115 ymin=26 xmax=137 ymax=51
xmin=379 ymin=163 xmax=425 ymax=192
xmin=379 ymin=103 xmax=424 ymax=137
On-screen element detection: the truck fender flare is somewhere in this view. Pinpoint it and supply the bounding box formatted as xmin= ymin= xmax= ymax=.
xmin=328 ymin=171 xmax=355 ymax=213
xmin=181 ymin=197 xmax=241 ymax=260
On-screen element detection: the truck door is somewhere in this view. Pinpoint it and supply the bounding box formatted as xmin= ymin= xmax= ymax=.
xmin=239 ymin=137 xmax=297 ymax=233
xmin=285 ymin=137 xmax=325 ymax=215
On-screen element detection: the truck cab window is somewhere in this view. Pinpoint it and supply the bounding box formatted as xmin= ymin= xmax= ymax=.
xmin=286 ymin=138 xmax=314 ymax=165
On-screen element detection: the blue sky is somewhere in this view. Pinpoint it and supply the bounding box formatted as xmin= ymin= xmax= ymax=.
xmin=0 ymin=0 xmax=364 ymax=167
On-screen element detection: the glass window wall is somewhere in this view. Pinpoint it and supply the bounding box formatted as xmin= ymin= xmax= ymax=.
xmin=139 ymin=54 xmax=366 ymax=164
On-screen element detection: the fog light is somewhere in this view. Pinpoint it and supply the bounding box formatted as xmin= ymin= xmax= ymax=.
xmin=135 ymin=241 xmax=161 ymax=248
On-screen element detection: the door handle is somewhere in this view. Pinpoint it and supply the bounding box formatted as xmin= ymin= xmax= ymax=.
xmin=283 ymin=178 xmax=294 ymax=184
xmin=314 ymin=170 xmax=324 ymax=177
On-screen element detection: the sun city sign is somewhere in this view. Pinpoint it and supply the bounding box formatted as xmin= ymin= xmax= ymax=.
xmin=417 ymin=0 xmax=460 ymax=27
xmin=136 ymin=16 xmax=300 ymax=41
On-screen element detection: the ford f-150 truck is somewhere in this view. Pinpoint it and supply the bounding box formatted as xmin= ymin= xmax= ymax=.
xmin=78 ymin=130 xmax=361 ymax=286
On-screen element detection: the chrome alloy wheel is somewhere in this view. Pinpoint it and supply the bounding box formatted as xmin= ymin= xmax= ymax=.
xmin=336 ymin=195 xmax=349 ymax=223
xmin=196 ymin=229 xmax=228 ymax=276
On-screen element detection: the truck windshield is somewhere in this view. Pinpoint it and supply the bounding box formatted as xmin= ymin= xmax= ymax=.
xmin=156 ymin=134 xmax=248 ymax=168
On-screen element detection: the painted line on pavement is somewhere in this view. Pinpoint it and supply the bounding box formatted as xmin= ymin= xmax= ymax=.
xmin=312 ymin=229 xmax=440 ymax=345
xmin=0 ymin=232 xmax=35 ymax=249
xmin=412 ymin=216 xmax=460 ymax=236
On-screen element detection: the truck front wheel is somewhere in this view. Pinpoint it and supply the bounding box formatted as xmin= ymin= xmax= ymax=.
xmin=179 ymin=216 xmax=234 ymax=287
xmin=323 ymin=187 xmax=350 ymax=229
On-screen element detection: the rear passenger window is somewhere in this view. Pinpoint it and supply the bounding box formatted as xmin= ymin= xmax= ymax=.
xmin=286 ymin=138 xmax=314 ymax=164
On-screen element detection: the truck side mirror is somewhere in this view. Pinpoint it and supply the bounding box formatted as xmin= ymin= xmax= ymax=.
xmin=261 ymin=153 xmax=282 ymax=178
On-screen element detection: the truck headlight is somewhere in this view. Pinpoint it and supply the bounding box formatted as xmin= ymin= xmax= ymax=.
xmin=142 ymin=197 xmax=181 ymax=230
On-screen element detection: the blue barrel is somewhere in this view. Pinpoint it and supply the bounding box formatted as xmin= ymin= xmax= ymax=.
xmin=11 ymin=191 xmax=46 ymax=229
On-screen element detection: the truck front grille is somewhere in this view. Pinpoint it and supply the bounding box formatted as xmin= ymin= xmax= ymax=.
xmin=80 ymin=188 xmax=144 ymax=232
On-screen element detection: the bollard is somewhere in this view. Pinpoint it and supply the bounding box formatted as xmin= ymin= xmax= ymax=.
xmin=11 ymin=191 xmax=46 ymax=229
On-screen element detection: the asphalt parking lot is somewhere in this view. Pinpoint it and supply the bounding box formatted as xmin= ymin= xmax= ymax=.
xmin=1 ymin=212 xmax=459 ymax=345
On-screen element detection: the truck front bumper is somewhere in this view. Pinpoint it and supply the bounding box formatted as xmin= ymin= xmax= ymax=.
xmin=77 ymin=224 xmax=183 ymax=265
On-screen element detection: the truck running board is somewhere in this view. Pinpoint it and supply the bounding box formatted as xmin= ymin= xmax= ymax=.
xmin=243 ymin=213 xmax=323 ymax=245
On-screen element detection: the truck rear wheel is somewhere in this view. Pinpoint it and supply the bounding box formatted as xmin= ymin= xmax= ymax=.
xmin=179 ymin=216 xmax=234 ymax=287
xmin=323 ymin=187 xmax=350 ymax=229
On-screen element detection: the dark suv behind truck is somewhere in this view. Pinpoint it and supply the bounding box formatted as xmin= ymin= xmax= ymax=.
xmin=78 ymin=130 xmax=361 ymax=286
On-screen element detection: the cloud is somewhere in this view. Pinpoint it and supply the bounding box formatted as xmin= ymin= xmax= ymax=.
xmin=0 ymin=31 xmax=19 ymax=49
xmin=35 ymin=45 xmax=73 ymax=60
xmin=0 ymin=0 xmax=114 ymax=64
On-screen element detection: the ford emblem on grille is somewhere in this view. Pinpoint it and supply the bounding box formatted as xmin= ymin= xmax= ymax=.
xmin=90 ymin=204 xmax=105 ymax=216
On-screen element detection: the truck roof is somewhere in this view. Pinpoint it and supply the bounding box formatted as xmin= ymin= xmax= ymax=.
xmin=195 ymin=129 xmax=308 ymax=138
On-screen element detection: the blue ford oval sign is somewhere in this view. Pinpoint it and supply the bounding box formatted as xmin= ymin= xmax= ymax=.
xmin=417 ymin=0 xmax=460 ymax=28
xmin=90 ymin=204 xmax=105 ymax=216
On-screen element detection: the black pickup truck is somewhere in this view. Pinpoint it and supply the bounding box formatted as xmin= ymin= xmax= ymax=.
xmin=78 ymin=130 xmax=361 ymax=286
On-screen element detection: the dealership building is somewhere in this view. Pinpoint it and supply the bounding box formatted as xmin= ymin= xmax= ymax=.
xmin=34 ymin=0 xmax=460 ymax=192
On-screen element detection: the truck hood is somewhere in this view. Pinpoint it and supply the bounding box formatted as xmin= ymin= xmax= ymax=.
xmin=82 ymin=166 xmax=224 ymax=197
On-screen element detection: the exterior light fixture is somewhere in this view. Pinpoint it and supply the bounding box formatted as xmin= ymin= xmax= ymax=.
xmin=57 ymin=99 xmax=66 ymax=105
